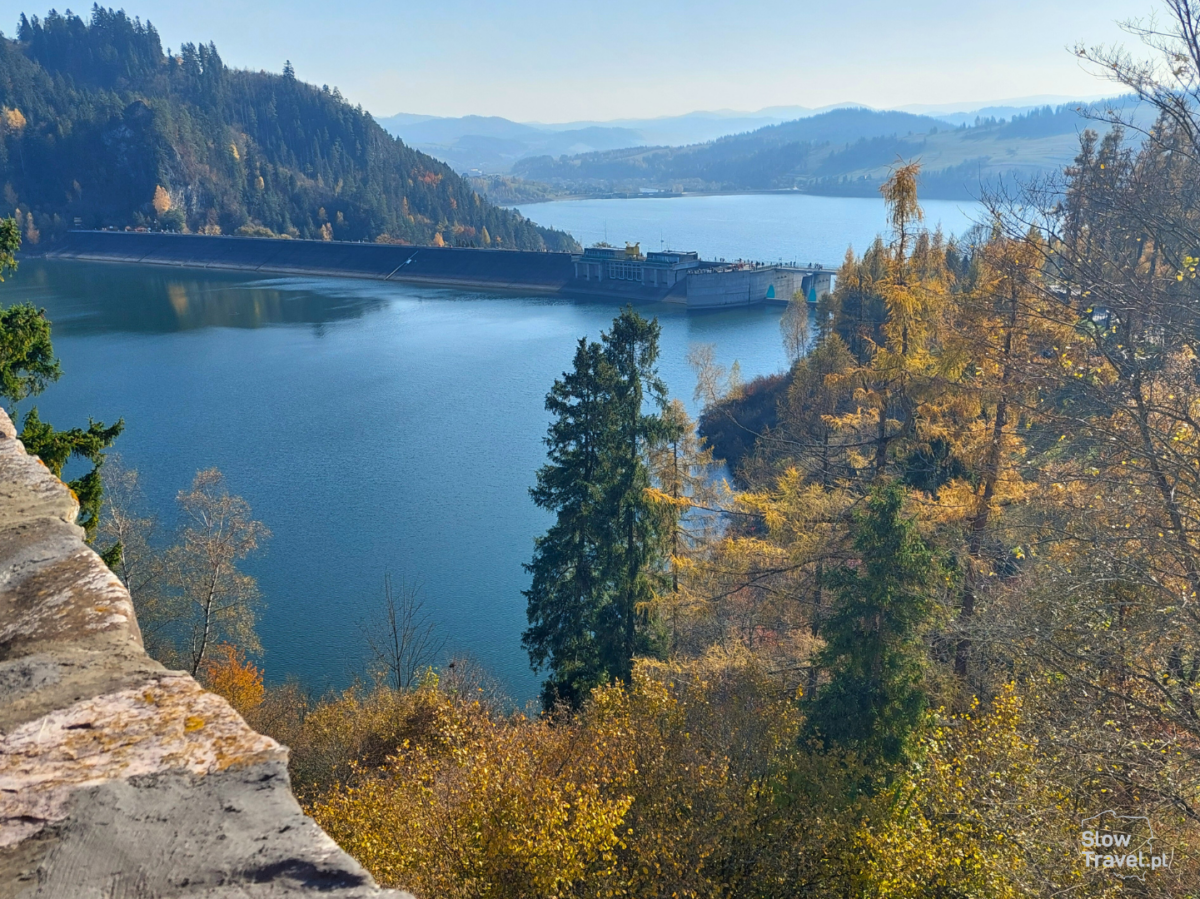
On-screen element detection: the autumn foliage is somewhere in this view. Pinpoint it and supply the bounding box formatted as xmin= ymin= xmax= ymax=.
xmin=116 ymin=3 xmax=1200 ymax=896
xmin=288 ymin=124 xmax=1200 ymax=897
xmin=198 ymin=643 xmax=264 ymax=719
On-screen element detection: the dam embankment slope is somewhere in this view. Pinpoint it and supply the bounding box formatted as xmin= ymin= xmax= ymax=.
xmin=40 ymin=231 xmax=688 ymax=303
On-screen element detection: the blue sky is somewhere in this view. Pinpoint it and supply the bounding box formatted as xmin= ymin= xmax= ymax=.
xmin=0 ymin=0 xmax=1149 ymax=121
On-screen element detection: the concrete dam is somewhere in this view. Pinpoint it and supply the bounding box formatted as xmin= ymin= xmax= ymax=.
xmin=41 ymin=232 xmax=834 ymax=309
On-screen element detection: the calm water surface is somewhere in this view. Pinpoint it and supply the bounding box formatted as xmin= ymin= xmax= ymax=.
xmin=516 ymin=193 xmax=983 ymax=264
xmin=9 ymin=259 xmax=791 ymax=700
xmin=13 ymin=194 xmax=984 ymax=700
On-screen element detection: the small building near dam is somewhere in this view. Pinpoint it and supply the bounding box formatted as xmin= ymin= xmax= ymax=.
xmin=570 ymin=243 xmax=833 ymax=309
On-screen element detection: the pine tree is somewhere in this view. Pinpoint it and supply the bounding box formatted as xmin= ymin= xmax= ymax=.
xmin=0 ymin=303 xmax=60 ymax=408
xmin=19 ymin=408 xmax=123 ymax=539
xmin=804 ymin=483 xmax=941 ymax=774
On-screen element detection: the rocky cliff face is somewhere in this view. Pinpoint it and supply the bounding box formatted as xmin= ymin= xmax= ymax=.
xmin=0 ymin=410 xmax=408 ymax=897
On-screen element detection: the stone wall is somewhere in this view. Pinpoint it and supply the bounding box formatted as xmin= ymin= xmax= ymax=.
xmin=0 ymin=409 xmax=409 ymax=897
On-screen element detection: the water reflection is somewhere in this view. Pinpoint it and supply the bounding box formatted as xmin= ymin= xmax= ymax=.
xmin=4 ymin=259 xmax=389 ymax=334
xmin=17 ymin=258 xmax=793 ymax=698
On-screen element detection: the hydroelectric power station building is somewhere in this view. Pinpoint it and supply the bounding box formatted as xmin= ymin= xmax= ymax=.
xmin=571 ymin=244 xmax=833 ymax=309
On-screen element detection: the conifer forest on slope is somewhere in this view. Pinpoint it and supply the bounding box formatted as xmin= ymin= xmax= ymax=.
xmin=0 ymin=7 xmax=578 ymax=249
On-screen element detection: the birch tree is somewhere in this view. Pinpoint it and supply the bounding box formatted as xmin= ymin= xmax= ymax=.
xmin=164 ymin=468 xmax=269 ymax=675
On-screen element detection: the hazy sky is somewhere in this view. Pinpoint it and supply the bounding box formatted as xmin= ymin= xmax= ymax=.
xmin=0 ymin=0 xmax=1156 ymax=121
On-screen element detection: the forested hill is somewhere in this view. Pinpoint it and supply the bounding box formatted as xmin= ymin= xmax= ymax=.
xmin=513 ymin=104 xmax=1128 ymax=200
xmin=0 ymin=8 xmax=577 ymax=250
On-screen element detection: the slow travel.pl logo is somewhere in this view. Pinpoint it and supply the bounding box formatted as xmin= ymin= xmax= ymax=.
xmin=1080 ymin=810 xmax=1171 ymax=879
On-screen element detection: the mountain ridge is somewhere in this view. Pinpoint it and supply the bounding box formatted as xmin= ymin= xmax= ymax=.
xmin=506 ymin=101 xmax=1135 ymax=201
xmin=0 ymin=7 xmax=577 ymax=250
xmin=377 ymin=95 xmax=1114 ymax=176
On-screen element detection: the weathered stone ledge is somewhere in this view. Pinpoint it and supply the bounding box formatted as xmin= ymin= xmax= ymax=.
xmin=0 ymin=409 xmax=409 ymax=897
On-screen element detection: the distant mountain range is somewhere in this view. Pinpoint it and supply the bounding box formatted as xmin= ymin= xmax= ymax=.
xmin=395 ymin=98 xmax=1140 ymax=203
xmin=373 ymin=114 xmax=644 ymax=174
xmin=377 ymin=95 xmax=1115 ymax=179
xmin=512 ymin=102 xmax=1139 ymax=201
xmin=894 ymin=94 xmax=1113 ymax=126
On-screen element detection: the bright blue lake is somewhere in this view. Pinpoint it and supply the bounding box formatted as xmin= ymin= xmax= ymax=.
xmin=8 ymin=193 xmax=982 ymax=701
xmin=515 ymin=193 xmax=982 ymax=265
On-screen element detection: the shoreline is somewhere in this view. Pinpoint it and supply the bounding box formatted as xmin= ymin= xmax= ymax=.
xmin=509 ymin=186 xmax=984 ymax=206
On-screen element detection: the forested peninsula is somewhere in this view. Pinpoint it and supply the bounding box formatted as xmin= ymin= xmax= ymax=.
xmin=0 ymin=7 xmax=578 ymax=249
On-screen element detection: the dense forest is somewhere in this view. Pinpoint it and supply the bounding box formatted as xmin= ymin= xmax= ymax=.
xmin=4 ymin=0 xmax=1200 ymax=897
xmin=286 ymin=4 xmax=1200 ymax=892
xmin=100 ymin=70 xmax=1200 ymax=899
xmin=513 ymin=102 xmax=1135 ymax=200
xmin=0 ymin=7 xmax=577 ymax=249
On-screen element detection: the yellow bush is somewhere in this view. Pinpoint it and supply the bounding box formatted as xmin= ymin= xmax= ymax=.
xmin=199 ymin=643 xmax=264 ymax=719
xmin=308 ymin=685 xmax=632 ymax=899
xmin=305 ymin=652 xmax=865 ymax=899
xmin=856 ymin=684 xmax=1085 ymax=898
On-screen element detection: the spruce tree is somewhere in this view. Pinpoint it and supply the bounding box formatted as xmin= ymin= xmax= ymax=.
xmin=523 ymin=337 xmax=620 ymax=709
xmin=524 ymin=308 xmax=673 ymax=710
xmin=804 ymin=483 xmax=941 ymax=773
xmin=601 ymin=308 xmax=671 ymax=684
